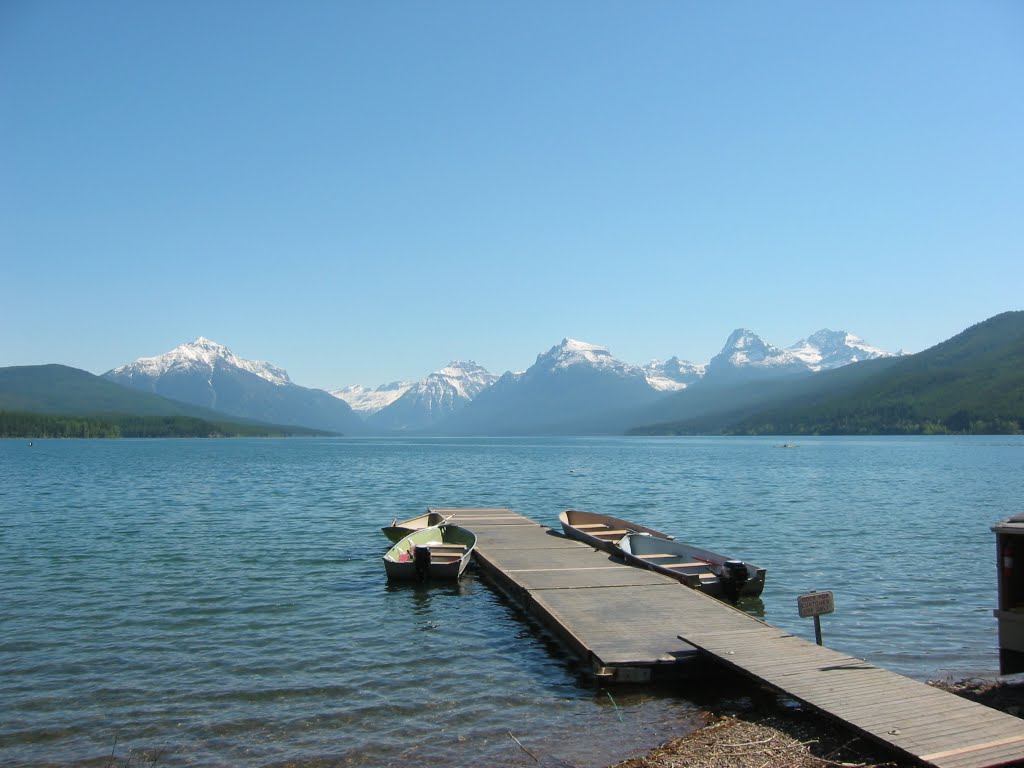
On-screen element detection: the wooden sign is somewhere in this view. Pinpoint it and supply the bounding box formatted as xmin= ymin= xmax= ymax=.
xmin=798 ymin=590 xmax=835 ymax=618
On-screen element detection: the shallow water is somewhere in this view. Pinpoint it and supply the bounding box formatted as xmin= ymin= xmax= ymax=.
xmin=1 ymin=436 xmax=1020 ymax=766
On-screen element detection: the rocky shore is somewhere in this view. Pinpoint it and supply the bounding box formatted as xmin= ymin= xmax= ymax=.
xmin=608 ymin=677 xmax=1024 ymax=768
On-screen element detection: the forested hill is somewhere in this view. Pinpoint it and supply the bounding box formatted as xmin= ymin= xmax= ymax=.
xmin=0 ymin=365 xmax=331 ymax=437
xmin=630 ymin=311 xmax=1024 ymax=436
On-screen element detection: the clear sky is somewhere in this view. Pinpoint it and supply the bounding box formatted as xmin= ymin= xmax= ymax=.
xmin=2 ymin=1 xmax=1022 ymax=389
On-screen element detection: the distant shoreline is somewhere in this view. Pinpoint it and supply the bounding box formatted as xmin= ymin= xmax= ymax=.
xmin=0 ymin=410 xmax=334 ymax=439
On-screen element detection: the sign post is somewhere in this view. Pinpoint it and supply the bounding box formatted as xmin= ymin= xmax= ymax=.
xmin=797 ymin=590 xmax=834 ymax=646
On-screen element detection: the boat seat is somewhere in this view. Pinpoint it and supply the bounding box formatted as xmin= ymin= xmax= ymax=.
xmin=658 ymin=562 xmax=706 ymax=568
xmin=430 ymin=544 xmax=467 ymax=551
xmin=633 ymin=553 xmax=677 ymax=559
xmin=592 ymin=529 xmax=628 ymax=537
xmin=574 ymin=523 xmax=609 ymax=530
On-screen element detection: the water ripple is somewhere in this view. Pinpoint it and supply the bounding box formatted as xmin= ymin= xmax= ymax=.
xmin=1 ymin=436 xmax=1019 ymax=766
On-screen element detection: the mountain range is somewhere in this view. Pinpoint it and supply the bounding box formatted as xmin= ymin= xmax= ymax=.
xmin=7 ymin=315 xmax=1019 ymax=437
xmin=95 ymin=328 xmax=899 ymax=435
xmin=442 ymin=339 xmax=671 ymax=434
xmin=630 ymin=312 xmax=1024 ymax=436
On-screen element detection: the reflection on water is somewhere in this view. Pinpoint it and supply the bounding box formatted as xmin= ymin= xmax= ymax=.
xmin=736 ymin=596 xmax=766 ymax=617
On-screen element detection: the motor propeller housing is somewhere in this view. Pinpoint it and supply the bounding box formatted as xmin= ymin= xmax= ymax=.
xmin=721 ymin=559 xmax=749 ymax=603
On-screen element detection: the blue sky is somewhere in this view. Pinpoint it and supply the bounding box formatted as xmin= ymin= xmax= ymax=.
xmin=2 ymin=1 xmax=1021 ymax=389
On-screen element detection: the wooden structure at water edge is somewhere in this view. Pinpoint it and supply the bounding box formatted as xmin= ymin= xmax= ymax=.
xmin=992 ymin=512 xmax=1024 ymax=674
xmin=430 ymin=507 xmax=1024 ymax=768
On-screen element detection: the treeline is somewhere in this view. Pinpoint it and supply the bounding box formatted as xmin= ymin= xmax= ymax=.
xmin=724 ymin=405 xmax=1023 ymax=437
xmin=0 ymin=411 xmax=315 ymax=438
xmin=0 ymin=411 xmax=121 ymax=438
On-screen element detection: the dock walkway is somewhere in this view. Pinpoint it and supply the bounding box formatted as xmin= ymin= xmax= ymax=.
xmin=432 ymin=507 xmax=1024 ymax=768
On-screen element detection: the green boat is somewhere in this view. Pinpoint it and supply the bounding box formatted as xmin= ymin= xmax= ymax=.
xmin=382 ymin=525 xmax=477 ymax=582
xmin=381 ymin=510 xmax=449 ymax=543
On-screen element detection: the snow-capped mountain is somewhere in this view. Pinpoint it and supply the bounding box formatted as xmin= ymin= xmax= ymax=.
xmin=644 ymin=357 xmax=706 ymax=392
xmin=704 ymin=329 xmax=810 ymax=381
xmin=445 ymin=339 xmax=668 ymax=434
xmin=109 ymin=337 xmax=292 ymax=386
xmin=537 ymin=338 xmax=627 ymax=371
xmin=662 ymin=327 xmax=899 ymax=389
xmin=331 ymin=381 xmax=413 ymax=416
xmin=368 ymin=361 xmax=498 ymax=431
xmin=99 ymin=326 xmax=902 ymax=436
xmin=786 ymin=329 xmax=899 ymax=371
xmin=104 ymin=338 xmax=363 ymax=434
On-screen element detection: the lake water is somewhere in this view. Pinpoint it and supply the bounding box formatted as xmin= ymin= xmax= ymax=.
xmin=1 ymin=436 xmax=1021 ymax=767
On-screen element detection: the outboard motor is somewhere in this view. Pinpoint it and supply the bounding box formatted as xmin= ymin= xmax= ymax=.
xmin=721 ymin=560 xmax=749 ymax=604
xmin=413 ymin=545 xmax=432 ymax=582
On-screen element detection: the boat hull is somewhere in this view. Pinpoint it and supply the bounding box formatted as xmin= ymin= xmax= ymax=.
xmin=619 ymin=532 xmax=766 ymax=600
xmin=382 ymin=524 xmax=477 ymax=582
xmin=559 ymin=509 xmax=671 ymax=553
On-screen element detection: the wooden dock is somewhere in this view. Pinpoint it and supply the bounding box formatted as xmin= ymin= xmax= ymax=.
xmin=432 ymin=507 xmax=1024 ymax=768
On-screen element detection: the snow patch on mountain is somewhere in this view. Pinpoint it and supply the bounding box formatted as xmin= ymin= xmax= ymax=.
xmin=109 ymin=337 xmax=291 ymax=385
xmin=787 ymin=329 xmax=897 ymax=371
xmin=644 ymin=374 xmax=686 ymax=392
xmin=394 ymin=361 xmax=498 ymax=411
xmin=544 ymin=339 xmax=614 ymax=368
xmin=430 ymin=361 xmax=498 ymax=400
xmin=537 ymin=338 xmax=643 ymax=376
xmin=721 ymin=329 xmax=801 ymax=368
xmin=705 ymin=329 xmax=808 ymax=379
xmin=367 ymin=361 xmax=499 ymax=431
xmin=643 ymin=357 xmax=706 ymax=391
xmin=331 ymin=382 xmax=413 ymax=414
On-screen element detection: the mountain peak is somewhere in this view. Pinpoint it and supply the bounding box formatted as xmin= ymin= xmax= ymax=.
xmin=561 ymin=338 xmax=607 ymax=352
xmin=720 ymin=329 xmax=787 ymax=361
xmin=722 ymin=328 xmax=766 ymax=349
xmin=421 ymin=360 xmax=498 ymax=399
xmin=707 ymin=329 xmax=806 ymax=378
xmin=538 ymin=338 xmax=616 ymax=369
xmin=366 ymin=360 xmax=499 ymax=431
xmin=110 ymin=337 xmax=292 ymax=386
xmin=787 ymin=329 xmax=897 ymax=371
xmin=644 ymin=356 xmax=706 ymax=392
xmin=168 ymin=337 xmax=230 ymax=365
xmin=435 ymin=360 xmax=490 ymax=379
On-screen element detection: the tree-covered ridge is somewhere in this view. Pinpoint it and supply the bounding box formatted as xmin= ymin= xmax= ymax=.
xmin=0 ymin=411 xmax=329 ymax=438
xmin=631 ymin=311 xmax=1024 ymax=436
xmin=0 ymin=365 xmax=337 ymax=437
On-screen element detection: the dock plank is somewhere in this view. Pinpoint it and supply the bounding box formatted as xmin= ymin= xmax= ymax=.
xmin=510 ymin=569 xmax=672 ymax=590
xmin=430 ymin=507 xmax=539 ymax=528
xmin=684 ymin=628 xmax=1024 ymax=768
xmin=468 ymin=528 xmax=574 ymax=550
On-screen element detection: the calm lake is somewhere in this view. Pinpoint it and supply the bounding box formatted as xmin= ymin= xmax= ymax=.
xmin=1 ymin=436 xmax=1021 ymax=767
